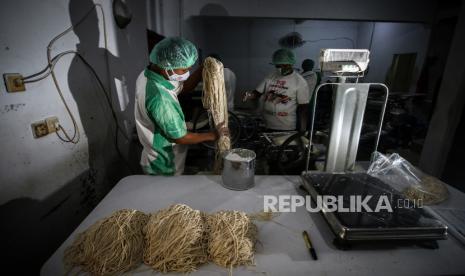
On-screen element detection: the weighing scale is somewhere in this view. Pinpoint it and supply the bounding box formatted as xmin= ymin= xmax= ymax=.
xmin=300 ymin=49 xmax=447 ymax=248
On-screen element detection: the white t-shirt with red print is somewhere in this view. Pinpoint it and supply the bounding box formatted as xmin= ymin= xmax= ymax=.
xmin=256 ymin=70 xmax=310 ymax=130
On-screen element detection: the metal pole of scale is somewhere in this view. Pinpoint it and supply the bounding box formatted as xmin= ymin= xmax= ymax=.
xmin=304 ymin=49 xmax=389 ymax=174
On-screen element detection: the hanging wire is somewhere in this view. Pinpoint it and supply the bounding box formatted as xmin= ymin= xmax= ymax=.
xmin=16 ymin=4 xmax=131 ymax=169
xmin=306 ymin=37 xmax=355 ymax=48
xmin=278 ymin=31 xmax=355 ymax=49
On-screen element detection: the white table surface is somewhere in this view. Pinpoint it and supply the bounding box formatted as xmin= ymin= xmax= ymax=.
xmin=41 ymin=175 xmax=465 ymax=276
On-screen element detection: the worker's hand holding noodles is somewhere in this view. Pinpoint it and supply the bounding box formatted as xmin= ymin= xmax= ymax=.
xmin=215 ymin=121 xmax=230 ymax=138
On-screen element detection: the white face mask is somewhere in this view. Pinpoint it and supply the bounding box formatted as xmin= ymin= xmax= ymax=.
xmin=277 ymin=67 xmax=293 ymax=76
xmin=167 ymin=69 xmax=190 ymax=82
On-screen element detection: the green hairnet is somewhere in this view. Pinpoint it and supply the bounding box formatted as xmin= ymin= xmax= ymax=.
xmin=272 ymin=48 xmax=296 ymax=65
xmin=149 ymin=37 xmax=198 ymax=70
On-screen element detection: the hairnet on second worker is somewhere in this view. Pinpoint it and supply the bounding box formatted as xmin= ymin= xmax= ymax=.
xmin=150 ymin=37 xmax=198 ymax=70
xmin=272 ymin=48 xmax=296 ymax=65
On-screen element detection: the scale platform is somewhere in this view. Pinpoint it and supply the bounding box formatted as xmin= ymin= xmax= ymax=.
xmin=300 ymin=172 xmax=448 ymax=245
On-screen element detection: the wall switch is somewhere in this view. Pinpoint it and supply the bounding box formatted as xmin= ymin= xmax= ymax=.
xmin=31 ymin=116 xmax=59 ymax=138
xmin=3 ymin=73 xmax=25 ymax=92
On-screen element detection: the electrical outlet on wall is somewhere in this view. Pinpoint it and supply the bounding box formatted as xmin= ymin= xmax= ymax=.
xmin=3 ymin=73 xmax=25 ymax=92
xmin=31 ymin=116 xmax=59 ymax=138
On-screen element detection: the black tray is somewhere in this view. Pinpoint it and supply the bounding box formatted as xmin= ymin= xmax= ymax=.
xmin=300 ymin=172 xmax=448 ymax=243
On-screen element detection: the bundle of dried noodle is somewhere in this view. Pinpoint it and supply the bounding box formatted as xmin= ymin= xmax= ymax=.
xmin=403 ymin=176 xmax=449 ymax=205
xmin=206 ymin=210 xmax=257 ymax=268
xmin=143 ymin=204 xmax=208 ymax=273
xmin=63 ymin=209 xmax=148 ymax=275
xmin=202 ymin=57 xmax=231 ymax=172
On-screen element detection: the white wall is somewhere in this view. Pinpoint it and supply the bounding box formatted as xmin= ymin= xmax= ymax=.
xmin=361 ymin=22 xmax=431 ymax=91
xmin=356 ymin=22 xmax=375 ymax=49
xmin=183 ymin=0 xmax=437 ymax=23
xmin=420 ymin=3 xmax=465 ymax=176
xmin=0 ymin=0 xmax=147 ymax=271
xmin=148 ymin=0 xmax=183 ymax=37
xmin=0 ymin=0 xmax=146 ymax=204
xmin=1 ymin=0 xmax=88 ymax=204
xmin=153 ymin=0 xmax=433 ymax=96
xmin=189 ymin=18 xmax=359 ymax=92
xmin=184 ymin=17 xmax=430 ymax=104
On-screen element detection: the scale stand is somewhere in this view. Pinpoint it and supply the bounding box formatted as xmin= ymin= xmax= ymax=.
xmin=300 ymin=49 xmax=447 ymax=247
xmin=304 ymin=49 xmax=388 ymax=172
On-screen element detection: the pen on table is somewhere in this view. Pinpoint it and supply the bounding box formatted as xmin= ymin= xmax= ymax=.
xmin=302 ymin=230 xmax=318 ymax=260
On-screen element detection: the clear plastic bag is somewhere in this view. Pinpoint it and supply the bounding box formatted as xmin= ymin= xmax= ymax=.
xmin=367 ymin=152 xmax=449 ymax=205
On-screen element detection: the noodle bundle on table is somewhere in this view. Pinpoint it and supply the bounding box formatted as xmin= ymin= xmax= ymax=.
xmin=206 ymin=210 xmax=258 ymax=268
xmin=143 ymin=204 xmax=208 ymax=273
xmin=63 ymin=205 xmax=263 ymax=275
xmin=63 ymin=209 xmax=149 ymax=276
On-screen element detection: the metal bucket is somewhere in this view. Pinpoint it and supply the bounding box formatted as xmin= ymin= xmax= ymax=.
xmin=221 ymin=148 xmax=256 ymax=190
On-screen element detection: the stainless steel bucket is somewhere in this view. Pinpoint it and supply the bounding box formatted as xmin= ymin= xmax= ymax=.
xmin=221 ymin=148 xmax=256 ymax=190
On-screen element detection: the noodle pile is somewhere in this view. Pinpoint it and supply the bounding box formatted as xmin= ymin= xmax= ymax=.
xmin=403 ymin=176 xmax=449 ymax=205
xmin=64 ymin=205 xmax=262 ymax=275
xmin=206 ymin=210 xmax=257 ymax=268
xmin=143 ymin=204 xmax=208 ymax=273
xmin=63 ymin=209 xmax=148 ymax=275
xmin=202 ymin=57 xmax=231 ymax=172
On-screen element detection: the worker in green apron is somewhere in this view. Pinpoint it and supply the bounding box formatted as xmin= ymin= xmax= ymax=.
xmin=135 ymin=37 xmax=228 ymax=175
